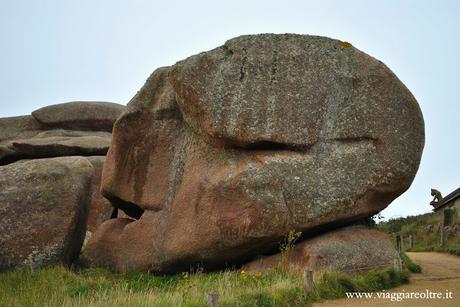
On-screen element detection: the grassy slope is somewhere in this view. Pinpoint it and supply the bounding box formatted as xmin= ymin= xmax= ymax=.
xmin=377 ymin=208 xmax=460 ymax=256
xmin=0 ymin=266 xmax=409 ymax=307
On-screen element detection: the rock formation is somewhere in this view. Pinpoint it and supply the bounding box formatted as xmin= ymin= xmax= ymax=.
xmin=0 ymin=101 xmax=122 ymax=165
xmin=0 ymin=101 xmax=124 ymax=271
xmin=82 ymin=34 xmax=424 ymax=273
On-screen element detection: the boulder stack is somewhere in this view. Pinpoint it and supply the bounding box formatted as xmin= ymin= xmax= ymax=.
xmin=0 ymin=101 xmax=124 ymax=271
xmin=0 ymin=101 xmax=123 ymax=164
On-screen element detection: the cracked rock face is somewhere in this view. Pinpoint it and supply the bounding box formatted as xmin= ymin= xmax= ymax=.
xmin=82 ymin=34 xmax=424 ymax=273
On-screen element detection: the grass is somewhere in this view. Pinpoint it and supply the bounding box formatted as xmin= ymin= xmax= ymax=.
xmin=439 ymin=244 xmax=460 ymax=256
xmin=400 ymin=252 xmax=421 ymax=273
xmin=409 ymin=243 xmax=460 ymax=256
xmin=0 ymin=265 xmax=410 ymax=307
xmin=378 ymin=208 xmax=460 ymax=256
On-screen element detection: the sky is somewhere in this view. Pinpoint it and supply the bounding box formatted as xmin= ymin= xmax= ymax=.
xmin=0 ymin=0 xmax=458 ymax=220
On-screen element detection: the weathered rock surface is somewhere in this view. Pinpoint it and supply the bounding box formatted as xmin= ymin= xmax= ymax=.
xmin=84 ymin=34 xmax=424 ymax=273
xmin=85 ymin=156 xmax=113 ymax=232
xmin=101 ymin=67 xmax=185 ymax=215
xmin=0 ymin=115 xmax=44 ymax=142
xmin=10 ymin=134 xmax=111 ymax=156
xmin=32 ymin=101 xmax=125 ymax=131
xmin=242 ymin=226 xmax=400 ymax=275
xmin=0 ymin=130 xmax=111 ymax=165
xmin=0 ymin=157 xmax=94 ymax=271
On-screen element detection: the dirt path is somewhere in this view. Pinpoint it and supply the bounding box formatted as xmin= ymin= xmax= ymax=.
xmin=313 ymin=252 xmax=460 ymax=307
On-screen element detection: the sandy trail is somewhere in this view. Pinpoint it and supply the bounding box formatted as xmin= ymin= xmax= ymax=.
xmin=313 ymin=252 xmax=460 ymax=307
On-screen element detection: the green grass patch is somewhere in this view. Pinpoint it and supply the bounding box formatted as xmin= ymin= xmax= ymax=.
xmin=400 ymin=252 xmax=421 ymax=273
xmin=0 ymin=265 xmax=410 ymax=307
xmin=410 ymin=244 xmax=460 ymax=256
xmin=440 ymin=244 xmax=460 ymax=256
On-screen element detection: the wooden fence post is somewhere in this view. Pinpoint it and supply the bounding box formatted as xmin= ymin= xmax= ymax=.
xmin=396 ymin=234 xmax=401 ymax=253
xmin=393 ymin=259 xmax=401 ymax=271
xmin=440 ymin=209 xmax=446 ymax=247
xmin=207 ymin=293 xmax=219 ymax=307
xmin=408 ymin=234 xmax=413 ymax=249
xmin=303 ymin=269 xmax=313 ymax=292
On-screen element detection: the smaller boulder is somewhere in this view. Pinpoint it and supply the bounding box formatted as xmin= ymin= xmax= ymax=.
xmin=0 ymin=157 xmax=94 ymax=271
xmin=32 ymin=101 xmax=125 ymax=132
xmin=242 ymin=225 xmax=400 ymax=275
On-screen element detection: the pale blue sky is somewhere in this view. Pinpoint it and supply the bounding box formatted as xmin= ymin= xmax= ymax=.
xmin=1 ymin=0 xmax=458 ymax=220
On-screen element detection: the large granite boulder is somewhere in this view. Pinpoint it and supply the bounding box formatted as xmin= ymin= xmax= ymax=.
xmin=242 ymin=225 xmax=400 ymax=275
xmin=0 ymin=157 xmax=94 ymax=271
xmin=82 ymin=34 xmax=424 ymax=273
